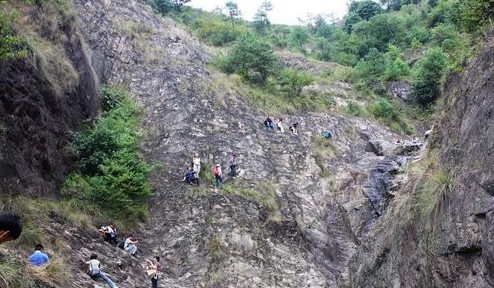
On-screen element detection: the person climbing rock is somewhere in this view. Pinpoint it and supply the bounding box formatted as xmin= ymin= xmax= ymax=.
xmin=277 ymin=118 xmax=285 ymax=133
xmin=124 ymin=234 xmax=138 ymax=256
xmin=85 ymin=253 xmax=118 ymax=288
xmin=264 ymin=116 xmax=274 ymax=129
xmin=192 ymin=153 xmax=201 ymax=176
xmin=229 ymin=154 xmax=237 ymax=177
xmin=213 ymin=164 xmax=222 ymax=188
xmin=146 ymin=256 xmax=163 ymax=288
xmin=183 ymin=166 xmax=199 ymax=185
xmin=99 ymin=223 xmax=118 ymax=245
xmin=28 ymin=244 xmax=50 ymax=267
xmin=0 ymin=213 xmax=22 ymax=244
xmin=322 ymin=128 xmax=332 ymax=139
xmin=289 ymin=122 xmax=299 ymax=135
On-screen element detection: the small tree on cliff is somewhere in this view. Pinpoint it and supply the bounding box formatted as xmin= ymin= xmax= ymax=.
xmin=220 ymin=33 xmax=278 ymax=85
xmin=225 ymin=1 xmax=241 ymax=31
xmin=411 ymin=47 xmax=447 ymax=106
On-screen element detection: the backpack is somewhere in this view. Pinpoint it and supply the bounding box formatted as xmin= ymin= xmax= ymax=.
xmin=118 ymin=241 xmax=125 ymax=249
xmin=213 ymin=166 xmax=219 ymax=176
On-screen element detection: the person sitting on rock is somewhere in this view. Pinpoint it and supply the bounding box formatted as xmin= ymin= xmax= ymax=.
xmin=182 ymin=166 xmax=199 ymax=185
xmin=124 ymin=234 xmax=138 ymax=256
xmin=99 ymin=223 xmax=118 ymax=245
xmin=322 ymin=129 xmax=332 ymax=139
xmin=28 ymin=244 xmax=50 ymax=267
xmin=85 ymin=253 xmax=117 ymax=288
xmin=264 ymin=116 xmax=274 ymax=129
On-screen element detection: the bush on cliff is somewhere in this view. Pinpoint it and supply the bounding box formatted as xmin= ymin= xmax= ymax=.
xmin=63 ymin=87 xmax=152 ymax=221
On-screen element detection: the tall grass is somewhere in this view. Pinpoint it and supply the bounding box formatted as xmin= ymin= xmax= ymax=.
xmin=417 ymin=168 xmax=455 ymax=222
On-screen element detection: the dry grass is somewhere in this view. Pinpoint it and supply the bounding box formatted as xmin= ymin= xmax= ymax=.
xmin=8 ymin=0 xmax=80 ymax=99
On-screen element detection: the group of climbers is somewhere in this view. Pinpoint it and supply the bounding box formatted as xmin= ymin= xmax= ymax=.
xmin=95 ymin=223 xmax=164 ymax=287
xmin=181 ymin=152 xmax=238 ymax=189
xmin=265 ymin=116 xmax=334 ymax=140
xmin=264 ymin=116 xmax=299 ymax=135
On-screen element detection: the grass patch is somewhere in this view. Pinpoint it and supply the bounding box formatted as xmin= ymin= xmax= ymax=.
xmin=221 ymin=179 xmax=282 ymax=222
xmin=208 ymin=235 xmax=226 ymax=263
xmin=312 ymin=135 xmax=337 ymax=176
xmin=417 ymin=168 xmax=455 ymax=222
xmin=0 ymin=256 xmax=32 ymax=287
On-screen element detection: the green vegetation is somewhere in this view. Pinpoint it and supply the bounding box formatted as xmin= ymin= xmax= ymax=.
xmin=0 ymin=0 xmax=32 ymax=60
xmin=218 ymin=33 xmax=278 ymax=85
xmin=222 ymin=178 xmax=281 ymax=222
xmin=417 ymin=167 xmax=455 ymax=221
xmin=142 ymin=0 xmax=494 ymax=133
xmin=63 ymin=87 xmax=152 ymax=222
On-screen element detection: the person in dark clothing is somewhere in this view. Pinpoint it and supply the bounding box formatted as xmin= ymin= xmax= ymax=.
xmin=99 ymin=223 xmax=118 ymax=245
xmin=229 ymin=154 xmax=237 ymax=177
xmin=264 ymin=116 xmax=274 ymax=129
xmin=0 ymin=213 xmax=22 ymax=244
xmin=289 ymin=122 xmax=299 ymax=135
xmin=183 ymin=167 xmax=199 ymax=185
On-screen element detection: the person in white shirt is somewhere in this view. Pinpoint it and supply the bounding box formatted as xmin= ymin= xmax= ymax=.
xmin=85 ymin=253 xmax=117 ymax=288
xmin=124 ymin=234 xmax=138 ymax=255
xmin=192 ymin=153 xmax=201 ymax=176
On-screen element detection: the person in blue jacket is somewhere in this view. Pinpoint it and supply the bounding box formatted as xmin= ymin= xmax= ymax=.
xmin=28 ymin=244 xmax=50 ymax=266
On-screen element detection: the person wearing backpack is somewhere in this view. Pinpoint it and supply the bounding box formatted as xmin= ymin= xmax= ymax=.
xmin=182 ymin=167 xmax=199 ymax=186
xmin=146 ymin=256 xmax=163 ymax=288
xmin=85 ymin=253 xmax=118 ymax=288
xmin=99 ymin=223 xmax=118 ymax=245
xmin=213 ymin=164 xmax=222 ymax=188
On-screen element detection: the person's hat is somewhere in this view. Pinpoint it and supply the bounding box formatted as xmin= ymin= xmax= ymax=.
xmin=215 ymin=164 xmax=220 ymax=167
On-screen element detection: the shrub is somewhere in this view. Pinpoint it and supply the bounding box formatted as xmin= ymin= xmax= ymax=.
xmin=277 ymin=68 xmax=313 ymax=96
xmin=64 ymin=87 xmax=152 ymax=221
xmin=369 ymin=97 xmax=395 ymax=119
xmin=347 ymin=100 xmax=362 ymax=116
xmin=411 ymin=47 xmax=447 ymax=106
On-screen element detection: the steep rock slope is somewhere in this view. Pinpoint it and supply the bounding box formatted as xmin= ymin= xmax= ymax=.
xmin=73 ymin=0 xmax=417 ymax=287
xmin=0 ymin=2 xmax=100 ymax=197
xmin=348 ymin=31 xmax=494 ymax=287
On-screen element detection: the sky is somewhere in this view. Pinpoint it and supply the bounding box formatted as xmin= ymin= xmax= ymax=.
xmin=187 ymin=0 xmax=350 ymax=25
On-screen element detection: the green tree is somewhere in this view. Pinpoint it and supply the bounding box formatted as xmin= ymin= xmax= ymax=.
xmin=383 ymin=45 xmax=409 ymax=81
xmin=225 ymin=1 xmax=241 ymax=31
xmin=151 ymin=0 xmax=190 ymax=15
xmin=411 ymin=47 xmax=447 ymax=106
xmin=349 ymin=0 xmax=382 ymax=20
xmin=290 ymin=26 xmax=309 ymax=51
xmin=343 ymin=12 xmax=362 ymax=33
xmin=252 ymin=1 xmax=272 ymax=35
xmin=454 ymin=0 xmax=494 ymax=32
xmin=220 ymin=33 xmax=278 ymax=85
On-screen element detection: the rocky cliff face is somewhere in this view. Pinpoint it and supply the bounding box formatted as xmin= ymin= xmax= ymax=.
xmin=348 ymin=31 xmax=494 ymax=287
xmin=0 ymin=2 xmax=100 ymax=196
xmin=72 ymin=0 xmax=419 ymax=287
